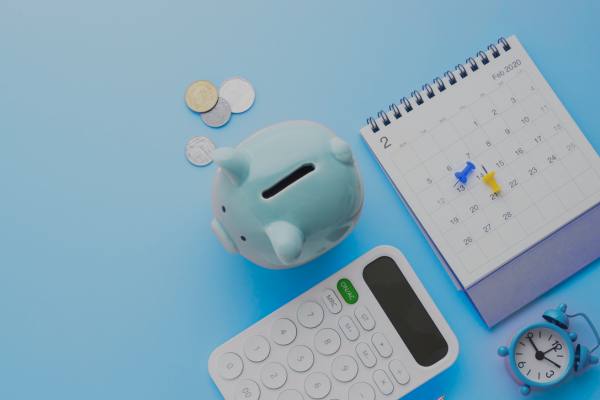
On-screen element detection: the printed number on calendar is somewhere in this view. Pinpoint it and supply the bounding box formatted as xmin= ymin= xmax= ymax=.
xmin=380 ymin=136 xmax=391 ymax=149
xmin=529 ymin=167 xmax=538 ymax=176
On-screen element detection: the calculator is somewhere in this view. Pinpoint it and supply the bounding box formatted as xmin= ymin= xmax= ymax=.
xmin=208 ymin=246 xmax=458 ymax=400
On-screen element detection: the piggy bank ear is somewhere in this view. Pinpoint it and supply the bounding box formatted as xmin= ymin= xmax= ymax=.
xmin=266 ymin=221 xmax=304 ymax=265
xmin=211 ymin=218 xmax=238 ymax=253
xmin=329 ymin=137 xmax=354 ymax=165
xmin=213 ymin=147 xmax=249 ymax=185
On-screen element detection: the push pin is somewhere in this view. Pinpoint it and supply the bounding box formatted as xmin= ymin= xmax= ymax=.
xmin=482 ymin=165 xmax=501 ymax=194
xmin=454 ymin=161 xmax=476 ymax=186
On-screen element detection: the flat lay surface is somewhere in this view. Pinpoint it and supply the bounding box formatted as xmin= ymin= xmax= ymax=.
xmin=1 ymin=1 xmax=599 ymax=399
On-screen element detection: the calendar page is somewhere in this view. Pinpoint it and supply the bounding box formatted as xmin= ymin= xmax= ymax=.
xmin=361 ymin=36 xmax=600 ymax=288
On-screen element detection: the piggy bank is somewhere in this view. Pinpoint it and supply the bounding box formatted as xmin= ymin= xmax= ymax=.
xmin=210 ymin=120 xmax=363 ymax=269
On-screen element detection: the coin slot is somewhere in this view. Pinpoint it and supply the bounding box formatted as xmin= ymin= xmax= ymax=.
xmin=262 ymin=163 xmax=315 ymax=199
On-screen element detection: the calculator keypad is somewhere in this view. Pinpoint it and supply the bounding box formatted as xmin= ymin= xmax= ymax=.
xmin=388 ymin=359 xmax=410 ymax=385
xmin=354 ymin=306 xmax=375 ymax=331
xmin=371 ymin=332 xmax=393 ymax=358
xmin=321 ymin=289 xmax=342 ymax=314
xmin=260 ymin=362 xmax=287 ymax=389
xmin=297 ymin=302 xmax=324 ymax=328
xmin=314 ymin=328 xmax=341 ymax=355
xmin=304 ymin=372 xmax=331 ymax=399
xmin=213 ymin=289 xmax=413 ymax=400
xmin=244 ymin=335 xmax=270 ymax=363
xmin=217 ymin=352 xmax=244 ymax=380
xmin=372 ymin=369 xmax=394 ymax=395
xmin=348 ymin=382 xmax=375 ymax=400
xmin=287 ymin=345 xmax=314 ymax=372
xmin=235 ymin=379 xmax=260 ymax=400
xmin=331 ymin=355 xmax=358 ymax=382
xmin=271 ymin=318 xmax=297 ymax=345
xmin=355 ymin=342 xmax=377 ymax=368
xmin=338 ymin=315 xmax=360 ymax=341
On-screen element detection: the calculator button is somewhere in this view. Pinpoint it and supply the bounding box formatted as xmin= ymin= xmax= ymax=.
xmin=297 ymin=302 xmax=324 ymax=328
xmin=304 ymin=372 xmax=331 ymax=399
xmin=371 ymin=333 xmax=393 ymax=358
xmin=348 ymin=382 xmax=375 ymax=400
xmin=314 ymin=328 xmax=341 ymax=355
xmin=287 ymin=345 xmax=314 ymax=372
xmin=235 ymin=379 xmax=260 ymax=400
xmin=271 ymin=318 xmax=297 ymax=345
xmin=331 ymin=355 xmax=358 ymax=383
xmin=338 ymin=316 xmax=359 ymax=341
xmin=244 ymin=335 xmax=271 ymax=362
xmin=372 ymin=369 xmax=394 ymax=395
xmin=278 ymin=389 xmax=304 ymax=400
xmin=321 ymin=289 xmax=342 ymax=314
xmin=354 ymin=306 xmax=375 ymax=331
xmin=217 ymin=352 xmax=243 ymax=380
xmin=260 ymin=362 xmax=287 ymax=389
xmin=355 ymin=342 xmax=377 ymax=368
xmin=388 ymin=359 xmax=410 ymax=385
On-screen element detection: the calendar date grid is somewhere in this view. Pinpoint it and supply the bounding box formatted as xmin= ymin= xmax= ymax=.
xmin=391 ymin=69 xmax=598 ymax=272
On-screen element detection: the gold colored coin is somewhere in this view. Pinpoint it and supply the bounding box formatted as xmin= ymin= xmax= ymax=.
xmin=185 ymin=80 xmax=218 ymax=112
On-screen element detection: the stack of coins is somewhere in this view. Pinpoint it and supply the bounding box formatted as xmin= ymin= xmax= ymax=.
xmin=184 ymin=77 xmax=255 ymax=167
xmin=184 ymin=77 xmax=255 ymax=128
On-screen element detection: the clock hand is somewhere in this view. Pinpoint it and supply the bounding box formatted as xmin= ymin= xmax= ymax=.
xmin=543 ymin=356 xmax=561 ymax=369
xmin=528 ymin=337 xmax=540 ymax=352
xmin=543 ymin=345 xmax=559 ymax=355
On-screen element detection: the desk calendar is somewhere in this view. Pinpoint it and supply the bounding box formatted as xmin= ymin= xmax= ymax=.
xmin=361 ymin=36 xmax=600 ymax=326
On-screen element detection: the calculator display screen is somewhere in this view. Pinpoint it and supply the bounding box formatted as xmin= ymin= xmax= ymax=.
xmin=363 ymin=256 xmax=448 ymax=366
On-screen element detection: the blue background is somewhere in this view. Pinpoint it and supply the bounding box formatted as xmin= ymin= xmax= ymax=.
xmin=1 ymin=1 xmax=599 ymax=399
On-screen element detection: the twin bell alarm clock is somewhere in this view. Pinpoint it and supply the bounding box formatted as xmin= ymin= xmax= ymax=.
xmin=210 ymin=120 xmax=364 ymax=269
xmin=498 ymin=303 xmax=599 ymax=395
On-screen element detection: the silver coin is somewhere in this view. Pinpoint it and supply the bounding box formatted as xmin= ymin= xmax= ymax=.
xmin=201 ymin=97 xmax=232 ymax=127
xmin=186 ymin=136 xmax=216 ymax=166
xmin=219 ymin=77 xmax=255 ymax=113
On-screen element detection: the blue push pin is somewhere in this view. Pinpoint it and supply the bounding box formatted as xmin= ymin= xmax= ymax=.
xmin=454 ymin=161 xmax=476 ymax=186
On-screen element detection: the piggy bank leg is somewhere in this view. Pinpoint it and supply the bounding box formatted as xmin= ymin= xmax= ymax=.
xmin=266 ymin=221 xmax=304 ymax=266
xmin=211 ymin=219 xmax=238 ymax=254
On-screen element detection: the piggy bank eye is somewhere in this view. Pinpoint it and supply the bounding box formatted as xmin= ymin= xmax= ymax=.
xmin=221 ymin=206 xmax=226 ymax=213
xmin=240 ymin=236 xmax=246 ymax=242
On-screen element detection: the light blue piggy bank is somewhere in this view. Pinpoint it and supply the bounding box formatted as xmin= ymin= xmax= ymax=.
xmin=211 ymin=120 xmax=363 ymax=269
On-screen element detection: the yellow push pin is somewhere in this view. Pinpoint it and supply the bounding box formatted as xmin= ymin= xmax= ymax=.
xmin=482 ymin=165 xmax=501 ymax=194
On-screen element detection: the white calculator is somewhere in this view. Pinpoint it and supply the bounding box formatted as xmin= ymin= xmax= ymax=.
xmin=208 ymin=246 xmax=458 ymax=400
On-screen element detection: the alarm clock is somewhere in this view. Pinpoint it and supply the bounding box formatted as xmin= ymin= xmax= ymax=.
xmin=498 ymin=304 xmax=600 ymax=395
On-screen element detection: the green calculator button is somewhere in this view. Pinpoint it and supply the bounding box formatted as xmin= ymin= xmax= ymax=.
xmin=337 ymin=278 xmax=359 ymax=304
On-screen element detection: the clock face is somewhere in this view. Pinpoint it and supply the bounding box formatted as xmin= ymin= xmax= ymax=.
xmin=513 ymin=326 xmax=571 ymax=384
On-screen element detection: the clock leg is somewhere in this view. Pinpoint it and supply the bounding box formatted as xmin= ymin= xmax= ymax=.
xmin=520 ymin=385 xmax=531 ymax=396
xmin=498 ymin=346 xmax=509 ymax=357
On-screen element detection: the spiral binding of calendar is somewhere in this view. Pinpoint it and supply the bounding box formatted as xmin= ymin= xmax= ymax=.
xmin=367 ymin=37 xmax=512 ymax=133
